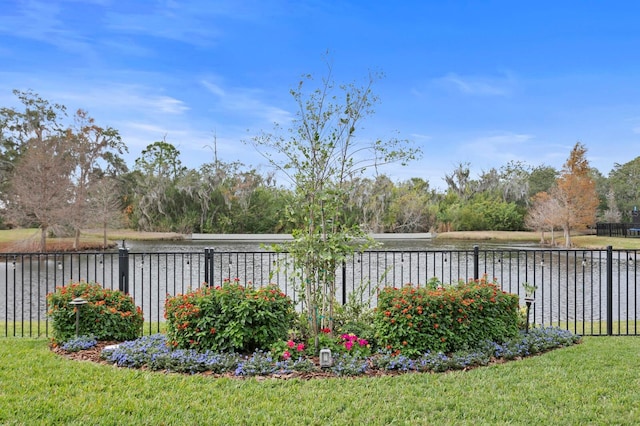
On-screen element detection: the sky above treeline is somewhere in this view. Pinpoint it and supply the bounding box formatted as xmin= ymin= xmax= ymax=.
xmin=1 ymin=1 xmax=639 ymax=189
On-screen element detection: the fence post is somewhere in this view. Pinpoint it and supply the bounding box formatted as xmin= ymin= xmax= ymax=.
xmin=341 ymin=260 xmax=347 ymax=305
xmin=473 ymin=245 xmax=479 ymax=280
xmin=204 ymin=249 xmax=213 ymax=286
xmin=606 ymin=245 xmax=613 ymax=336
xmin=118 ymin=245 xmax=129 ymax=294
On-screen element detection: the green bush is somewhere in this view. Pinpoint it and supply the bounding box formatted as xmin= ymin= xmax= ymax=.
xmin=164 ymin=280 xmax=295 ymax=353
xmin=47 ymin=282 xmax=143 ymax=343
xmin=374 ymin=276 xmax=520 ymax=357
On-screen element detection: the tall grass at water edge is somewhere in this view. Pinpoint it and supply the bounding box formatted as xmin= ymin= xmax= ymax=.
xmin=0 ymin=337 xmax=639 ymax=425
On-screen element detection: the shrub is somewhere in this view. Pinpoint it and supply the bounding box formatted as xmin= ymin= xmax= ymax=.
xmin=374 ymin=276 xmax=520 ymax=357
xmin=164 ymin=280 xmax=296 ymax=353
xmin=332 ymin=285 xmax=376 ymax=345
xmin=47 ymin=282 xmax=143 ymax=343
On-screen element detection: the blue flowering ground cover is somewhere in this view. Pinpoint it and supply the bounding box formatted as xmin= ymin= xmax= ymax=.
xmin=79 ymin=327 xmax=581 ymax=378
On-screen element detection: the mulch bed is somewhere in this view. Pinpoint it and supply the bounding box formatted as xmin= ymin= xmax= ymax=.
xmin=50 ymin=341 xmax=447 ymax=380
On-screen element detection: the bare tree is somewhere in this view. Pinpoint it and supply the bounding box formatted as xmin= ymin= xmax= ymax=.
xmin=601 ymin=188 xmax=622 ymax=223
xmin=86 ymin=177 xmax=124 ymax=248
xmin=525 ymin=191 xmax=562 ymax=245
xmin=6 ymin=136 xmax=73 ymax=251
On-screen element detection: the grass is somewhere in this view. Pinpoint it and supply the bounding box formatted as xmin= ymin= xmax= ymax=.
xmin=437 ymin=231 xmax=640 ymax=250
xmin=0 ymin=336 xmax=638 ymax=424
xmin=0 ymin=228 xmax=184 ymax=252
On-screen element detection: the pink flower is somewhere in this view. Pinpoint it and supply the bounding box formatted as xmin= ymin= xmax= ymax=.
xmin=287 ymin=340 xmax=295 ymax=348
xmin=344 ymin=340 xmax=353 ymax=351
xmin=282 ymin=351 xmax=291 ymax=360
xmin=358 ymin=338 xmax=368 ymax=347
xmin=296 ymin=343 xmax=305 ymax=352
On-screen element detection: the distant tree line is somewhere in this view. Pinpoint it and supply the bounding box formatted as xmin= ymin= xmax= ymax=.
xmin=1 ymin=89 xmax=639 ymax=250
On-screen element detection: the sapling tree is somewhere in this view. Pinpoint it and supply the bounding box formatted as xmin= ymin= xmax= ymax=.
xmin=250 ymin=64 xmax=420 ymax=350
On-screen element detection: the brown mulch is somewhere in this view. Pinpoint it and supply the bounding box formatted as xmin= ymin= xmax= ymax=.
xmin=52 ymin=340 xmax=120 ymax=366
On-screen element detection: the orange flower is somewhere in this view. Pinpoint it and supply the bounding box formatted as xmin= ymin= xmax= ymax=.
xmin=434 ymin=323 xmax=439 ymax=329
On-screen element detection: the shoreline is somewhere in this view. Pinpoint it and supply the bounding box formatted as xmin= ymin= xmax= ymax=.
xmin=1 ymin=229 xmax=638 ymax=252
xmin=189 ymin=232 xmax=434 ymax=242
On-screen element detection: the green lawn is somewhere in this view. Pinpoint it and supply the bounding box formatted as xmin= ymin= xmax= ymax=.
xmin=1 ymin=337 xmax=639 ymax=425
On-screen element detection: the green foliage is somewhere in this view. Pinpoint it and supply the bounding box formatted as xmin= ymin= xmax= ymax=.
xmin=251 ymin=64 xmax=419 ymax=350
xmin=331 ymin=285 xmax=376 ymax=344
xmin=608 ymin=156 xmax=640 ymax=221
xmin=374 ymin=276 xmax=520 ymax=357
xmin=164 ymin=281 xmax=296 ymax=353
xmin=457 ymin=195 xmax=524 ymax=231
xmin=47 ymin=282 xmax=143 ymax=343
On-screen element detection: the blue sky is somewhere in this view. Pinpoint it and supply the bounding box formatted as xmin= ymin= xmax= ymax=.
xmin=1 ymin=1 xmax=639 ymax=190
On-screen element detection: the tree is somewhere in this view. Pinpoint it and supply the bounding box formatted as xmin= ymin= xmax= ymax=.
xmin=6 ymin=135 xmax=74 ymax=251
xmin=387 ymin=178 xmax=437 ymax=232
xmin=444 ymin=162 xmax=476 ymax=201
xmin=608 ymin=156 xmax=640 ymax=221
xmin=553 ymin=142 xmax=599 ymax=247
xmin=0 ymin=90 xmax=67 ymax=207
xmin=601 ymin=188 xmax=622 ymax=223
xmin=525 ymin=191 xmax=562 ymax=245
xmin=86 ymin=177 xmax=124 ymax=248
xmin=498 ymin=161 xmax=531 ymax=206
xmin=250 ymin=65 xmax=419 ymax=350
xmin=528 ymin=165 xmax=558 ymax=198
xmin=135 ymin=139 xmax=186 ymax=180
xmin=132 ymin=140 xmax=186 ymax=231
xmin=66 ymin=109 xmax=126 ymax=249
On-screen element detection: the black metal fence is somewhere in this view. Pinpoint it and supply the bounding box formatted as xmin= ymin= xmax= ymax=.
xmin=1 ymin=246 xmax=638 ymax=338
xmin=596 ymin=222 xmax=640 ymax=237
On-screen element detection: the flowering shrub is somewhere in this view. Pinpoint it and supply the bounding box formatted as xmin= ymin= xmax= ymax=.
xmin=47 ymin=281 xmax=143 ymax=343
xmin=338 ymin=333 xmax=371 ymax=357
xmin=61 ymin=335 xmax=97 ymax=352
xmin=272 ymin=339 xmax=305 ymax=360
xmin=374 ymin=276 xmax=520 ymax=357
xmin=165 ymin=281 xmax=295 ymax=353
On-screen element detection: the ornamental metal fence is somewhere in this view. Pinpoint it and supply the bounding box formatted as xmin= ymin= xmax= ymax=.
xmin=1 ymin=246 xmax=638 ymax=338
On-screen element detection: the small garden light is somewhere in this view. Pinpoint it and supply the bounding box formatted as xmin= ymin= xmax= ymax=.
xmin=69 ymin=297 xmax=88 ymax=337
xmin=523 ymin=283 xmax=538 ymax=334
xmin=319 ymin=348 xmax=332 ymax=368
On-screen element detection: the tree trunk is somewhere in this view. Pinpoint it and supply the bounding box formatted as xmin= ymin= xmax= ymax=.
xmin=74 ymin=228 xmax=81 ymax=250
xmin=39 ymin=226 xmax=47 ymax=253
xmin=563 ymin=225 xmax=571 ymax=247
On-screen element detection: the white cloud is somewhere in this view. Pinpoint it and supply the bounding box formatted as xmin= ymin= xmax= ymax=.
xmin=201 ymin=79 xmax=292 ymax=125
xmin=435 ymin=72 xmax=516 ymax=96
xmin=0 ymin=1 xmax=97 ymax=56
